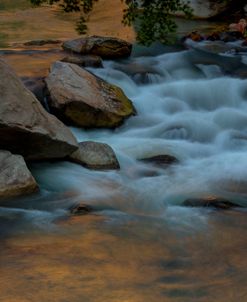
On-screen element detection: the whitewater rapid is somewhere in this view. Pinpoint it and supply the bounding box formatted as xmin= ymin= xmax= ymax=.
xmin=2 ymin=43 xmax=247 ymax=224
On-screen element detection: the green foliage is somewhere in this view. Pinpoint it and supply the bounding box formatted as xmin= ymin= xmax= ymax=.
xmin=123 ymin=0 xmax=193 ymax=45
xmin=76 ymin=15 xmax=88 ymax=35
xmin=30 ymin=0 xmax=193 ymax=45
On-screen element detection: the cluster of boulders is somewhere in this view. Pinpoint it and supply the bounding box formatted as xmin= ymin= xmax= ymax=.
xmin=183 ymin=18 xmax=247 ymax=45
xmin=183 ymin=30 xmax=247 ymax=45
xmin=0 ymin=36 xmax=135 ymax=200
xmin=0 ymin=34 xmax=242 ymax=211
xmin=182 ymin=18 xmax=247 ymax=47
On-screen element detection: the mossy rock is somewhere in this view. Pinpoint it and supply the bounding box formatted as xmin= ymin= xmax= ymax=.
xmin=45 ymin=61 xmax=136 ymax=128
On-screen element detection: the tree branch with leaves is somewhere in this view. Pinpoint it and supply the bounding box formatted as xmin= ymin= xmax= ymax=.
xmin=30 ymin=0 xmax=193 ymax=45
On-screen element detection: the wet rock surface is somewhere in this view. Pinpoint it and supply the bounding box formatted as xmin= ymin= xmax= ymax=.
xmin=69 ymin=141 xmax=120 ymax=170
xmin=0 ymin=150 xmax=38 ymax=199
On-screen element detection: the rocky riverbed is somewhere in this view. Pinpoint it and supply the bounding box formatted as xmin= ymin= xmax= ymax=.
xmin=1 ymin=1 xmax=247 ymax=301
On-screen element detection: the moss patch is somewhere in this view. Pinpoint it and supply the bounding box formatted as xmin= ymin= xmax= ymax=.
xmin=109 ymin=85 xmax=136 ymax=116
xmin=63 ymin=102 xmax=126 ymax=128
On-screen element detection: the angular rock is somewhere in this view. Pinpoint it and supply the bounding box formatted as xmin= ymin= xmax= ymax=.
xmin=183 ymin=196 xmax=242 ymax=209
xmin=69 ymin=141 xmax=120 ymax=170
xmin=0 ymin=150 xmax=38 ymax=199
xmin=45 ymin=61 xmax=136 ymax=128
xmin=0 ymin=58 xmax=78 ymax=160
xmin=62 ymin=35 xmax=132 ymax=59
xmin=61 ymin=54 xmax=103 ymax=68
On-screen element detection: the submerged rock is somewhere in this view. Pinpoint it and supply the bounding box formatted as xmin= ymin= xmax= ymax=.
xmin=61 ymin=54 xmax=103 ymax=68
xmin=62 ymin=35 xmax=132 ymax=59
xmin=140 ymin=155 xmax=178 ymax=167
xmin=70 ymin=203 xmax=94 ymax=215
xmin=45 ymin=61 xmax=136 ymax=128
xmin=185 ymin=42 xmax=245 ymax=74
xmin=183 ymin=196 xmax=242 ymax=209
xmin=186 ymin=40 xmax=235 ymax=54
xmin=69 ymin=141 xmax=120 ymax=170
xmin=0 ymin=59 xmax=78 ymax=160
xmin=116 ymin=62 xmax=162 ymax=84
xmin=0 ymin=151 xmax=38 ymax=199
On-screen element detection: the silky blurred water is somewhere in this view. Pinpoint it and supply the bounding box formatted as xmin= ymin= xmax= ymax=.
xmin=0 ymin=43 xmax=247 ymax=302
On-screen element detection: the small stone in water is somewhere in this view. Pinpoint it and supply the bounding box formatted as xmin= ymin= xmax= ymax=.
xmin=70 ymin=203 xmax=94 ymax=215
xmin=183 ymin=197 xmax=242 ymax=210
xmin=140 ymin=155 xmax=178 ymax=167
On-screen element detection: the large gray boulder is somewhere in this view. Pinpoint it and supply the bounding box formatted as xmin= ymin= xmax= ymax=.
xmin=62 ymin=35 xmax=132 ymax=59
xmin=0 ymin=150 xmax=38 ymax=199
xmin=45 ymin=61 xmax=136 ymax=128
xmin=0 ymin=59 xmax=78 ymax=160
xmin=69 ymin=141 xmax=120 ymax=170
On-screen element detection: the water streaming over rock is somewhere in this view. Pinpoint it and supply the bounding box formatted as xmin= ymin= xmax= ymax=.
xmin=19 ymin=45 xmax=246 ymax=218
xmin=1 ymin=43 xmax=247 ymax=302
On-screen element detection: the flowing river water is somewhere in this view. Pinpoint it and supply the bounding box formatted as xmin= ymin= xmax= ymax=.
xmin=0 ymin=42 xmax=247 ymax=301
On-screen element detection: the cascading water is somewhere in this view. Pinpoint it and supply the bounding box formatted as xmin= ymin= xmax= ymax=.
xmin=1 ymin=43 xmax=247 ymax=302
xmin=23 ymin=44 xmax=247 ymax=217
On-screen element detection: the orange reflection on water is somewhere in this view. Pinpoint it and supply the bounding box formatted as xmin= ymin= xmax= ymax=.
xmin=0 ymin=210 xmax=246 ymax=302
